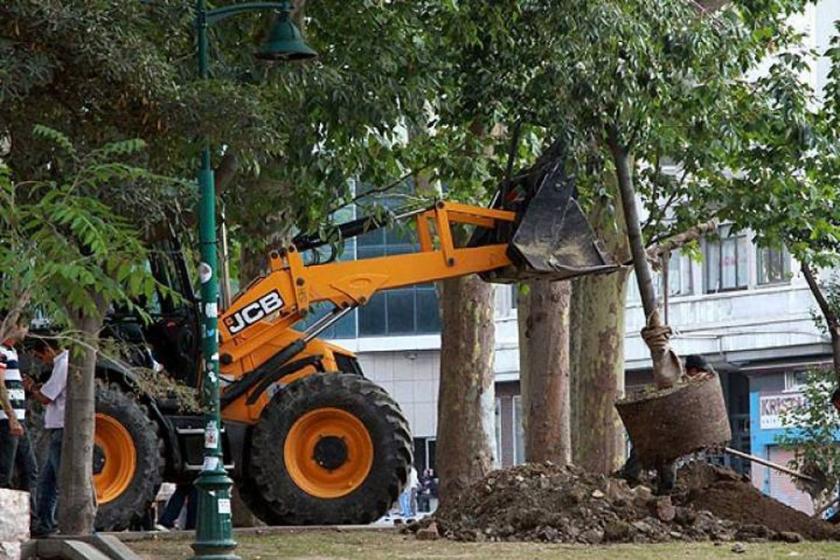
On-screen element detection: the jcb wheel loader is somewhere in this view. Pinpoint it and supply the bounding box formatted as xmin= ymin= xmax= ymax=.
xmin=80 ymin=158 xmax=614 ymax=529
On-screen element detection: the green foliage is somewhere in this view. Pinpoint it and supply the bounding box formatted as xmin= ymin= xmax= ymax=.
xmin=689 ymin=16 xmax=840 ymax=271
xmin=777 ymin=368 xmax=840 ymax=511
xmin=810 ymin=275 xmax=840 ymax=336
xmin=0 ymin=127 xmax=180 ymax=327
xmin=421 ymin=0 xmax=820 ymax=248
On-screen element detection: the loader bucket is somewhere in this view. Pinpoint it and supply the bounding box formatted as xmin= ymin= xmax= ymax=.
xmin=475 ymin=159 xmax=617 ymax=283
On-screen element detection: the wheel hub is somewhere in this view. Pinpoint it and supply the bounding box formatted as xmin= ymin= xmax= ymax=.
xmin=284 ymin=407 xmax=374 ymax=498
xmin=93 ymin=445 xmax=106 ymax=475
xmin=93 ymin=413 xmax=137 ymax=504
xmin=313 ymin=435 xmax=348 ymax=471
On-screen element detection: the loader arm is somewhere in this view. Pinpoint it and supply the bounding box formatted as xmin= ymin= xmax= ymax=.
xmin=217 ymin=201 xmax=516 ymax=370
xmin=215 ymin=157 xmax=615 ymax=419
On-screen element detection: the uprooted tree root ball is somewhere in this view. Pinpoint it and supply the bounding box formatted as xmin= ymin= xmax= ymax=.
xmin=406 ymin=462 xmax=840 ymax=544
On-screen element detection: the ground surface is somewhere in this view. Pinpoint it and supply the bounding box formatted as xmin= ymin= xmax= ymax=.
xmin=128 ymin=530 xmax=838 ymax=559
xmin=428 ymin=462 xmax=839 ymax=544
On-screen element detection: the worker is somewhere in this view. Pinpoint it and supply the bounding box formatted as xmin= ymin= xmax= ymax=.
xmin=25 ymin=337 xmax=68 ymax=538
xmin=621 ymin=354 xmax=715 ymax=494
xmin=0 ymin=321 xmax=39 ymax=529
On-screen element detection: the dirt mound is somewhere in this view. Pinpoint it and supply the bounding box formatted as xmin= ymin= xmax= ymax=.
xmin=676 ymin=463 xmax=837 ymax=541
xmin=414 ymin=462 xmax=839 ymax=544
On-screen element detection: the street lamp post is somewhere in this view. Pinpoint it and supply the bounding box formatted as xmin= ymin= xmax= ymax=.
xmin=191 ymin=2 xmax=315 ymax=559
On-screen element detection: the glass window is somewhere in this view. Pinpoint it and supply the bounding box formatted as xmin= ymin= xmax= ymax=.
xmin=666 ymin=251 xmax=693 ymax=296
xmin=416 ymin=289 xmax=442 ymax=332
xmin=757 ymin=246 xmax=790 ymax=285
xmin=784 ymin=371 xmax=808 ymax=392
xmin=358 ymin=293 xmax=387 ymax=336
xmin=705 ymin=226 xmax=748 ymax=293
xmin=386 ymin=290 xmax=415 ymax=334
xmin=355 ymin=196 xmax=441 ymax=337
xmin=297 ymin=197 xmax=359 ymax=339
xmin=300 ymin=178 xmax=441 ymax=339
xmin=513 ymin=396 xmax=525 ymax=465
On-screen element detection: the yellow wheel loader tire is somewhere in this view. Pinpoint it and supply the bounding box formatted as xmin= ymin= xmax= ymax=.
xmin=243 ymin=373 xmax=412 ymax=525
xmin=93 ymin=383 xmax=164 ymax=531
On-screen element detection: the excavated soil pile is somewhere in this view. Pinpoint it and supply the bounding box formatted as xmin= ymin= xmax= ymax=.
xmin=676 ymin=463 xmax=838 ymax=541
xmin=411 ymin=462 xmax=839 ymax=544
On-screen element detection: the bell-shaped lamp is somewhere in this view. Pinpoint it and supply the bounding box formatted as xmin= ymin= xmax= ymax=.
xmin=256 ymin=10 xmax=317 ymax=61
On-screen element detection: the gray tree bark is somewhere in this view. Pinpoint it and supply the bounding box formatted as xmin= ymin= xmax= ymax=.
xmin=518 ymin=280 xmax=572 ymax=465
xmin=570 ymin=172 xmax=631 ymax=474
xmin=436 ymin=273 xmax=496 ymax=504
xmin=607 ymin=128 xmax=681 ymax=389
xmin=58 ymin=298 xmax=107 ymax=535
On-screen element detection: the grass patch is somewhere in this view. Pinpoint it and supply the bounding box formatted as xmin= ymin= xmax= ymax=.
xmin=128 ymin=529 xmax=838 ymax=559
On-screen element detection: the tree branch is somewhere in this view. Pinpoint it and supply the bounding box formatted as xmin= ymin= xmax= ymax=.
xmin=619 ymin=219 xmax=718 ymax=270
xmin=647 ymin=218 xmax=718 ymax=260
xmin=801 ymin=261 xmax=840 ymax=381
xmin=801 ymin=262 xmax=836 ymax=328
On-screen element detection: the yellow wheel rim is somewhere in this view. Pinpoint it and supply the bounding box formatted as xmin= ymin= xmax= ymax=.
xmin=284 ymin=407 xmax=373 ymax=499
xmin=93 ymin=413 xmax=137 ymax=504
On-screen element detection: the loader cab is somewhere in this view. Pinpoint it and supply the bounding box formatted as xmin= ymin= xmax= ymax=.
xmin=104 ymin=237 xmax=202 ymax=387
xmin=143 ymin=238 xmax=202 ymax=387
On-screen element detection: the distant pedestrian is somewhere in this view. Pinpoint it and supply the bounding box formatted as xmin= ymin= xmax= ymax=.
xmin=417 ymin=469 xmax=431 ymax=513
xmin=399 ymin=466 xmax=419 ymax=519
xmin=26 ymin=337 xmax=68 ymax=537
xmin=158 ymin=482 xmax=198 ymax=530
xmin=0 ymin=322 xmax=39 ymax=527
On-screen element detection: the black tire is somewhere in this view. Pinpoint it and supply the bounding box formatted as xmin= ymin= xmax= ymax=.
xmin=243 ymin=373 xmax=412 ymax=525
xmin=94 ymin=383 xmax=165 ymax=531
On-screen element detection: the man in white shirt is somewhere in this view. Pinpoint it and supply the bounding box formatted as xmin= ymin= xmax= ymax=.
xmin=25 ymin=338 xmax=68 ymax=537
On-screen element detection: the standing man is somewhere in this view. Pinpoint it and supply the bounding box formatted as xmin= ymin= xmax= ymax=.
xmin=25 ymin=338 xmax=68 ymax=538
xmin=0 ymin=322 xmax=39 ymax=521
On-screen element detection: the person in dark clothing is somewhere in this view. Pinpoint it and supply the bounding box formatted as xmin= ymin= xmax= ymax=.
xmin=159 ymin=483 xmax=198 ymax=529
xmin=620 ymin=354 xmax=715 ymax=494
xmin=0 ymin=323 xmax=39 ymax=529
xmin=417 ymin=469 xmax=432 ymax=513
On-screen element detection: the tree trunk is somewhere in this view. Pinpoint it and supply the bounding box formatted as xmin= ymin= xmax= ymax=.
xmin=436 ymin=274 xmax=495 ymax=504
xmin=58 ymin=305 xmax=106 ymax=535
xmin=518 ymin=279 xmax=572 ymax=464
xmin=570 ymin=174 xmax=632 ymax=474
xmin=801 ymin=262 xmax=840 ymax=382
xmin=607 ymin=128 xmax=681 ymax=389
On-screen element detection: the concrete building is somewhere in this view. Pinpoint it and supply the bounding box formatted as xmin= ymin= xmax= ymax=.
xmin=315 ymin=1 xmax=840 ymax=514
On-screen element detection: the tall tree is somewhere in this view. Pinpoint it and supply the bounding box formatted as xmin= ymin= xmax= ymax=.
xmin=469 ymin=0 xmax=812 ymax=463
xmin=518 ymin=280 xmax=572 ymax=464
xmin=695 ymin=16 xmax=840 ymax=381
xmin=436 ymin=273 xmax=496 ymax=502
xmin=0 ymin=128 xmax=178 ymax=534
xmin=570 ymin=176 xmax=632 ymax=473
